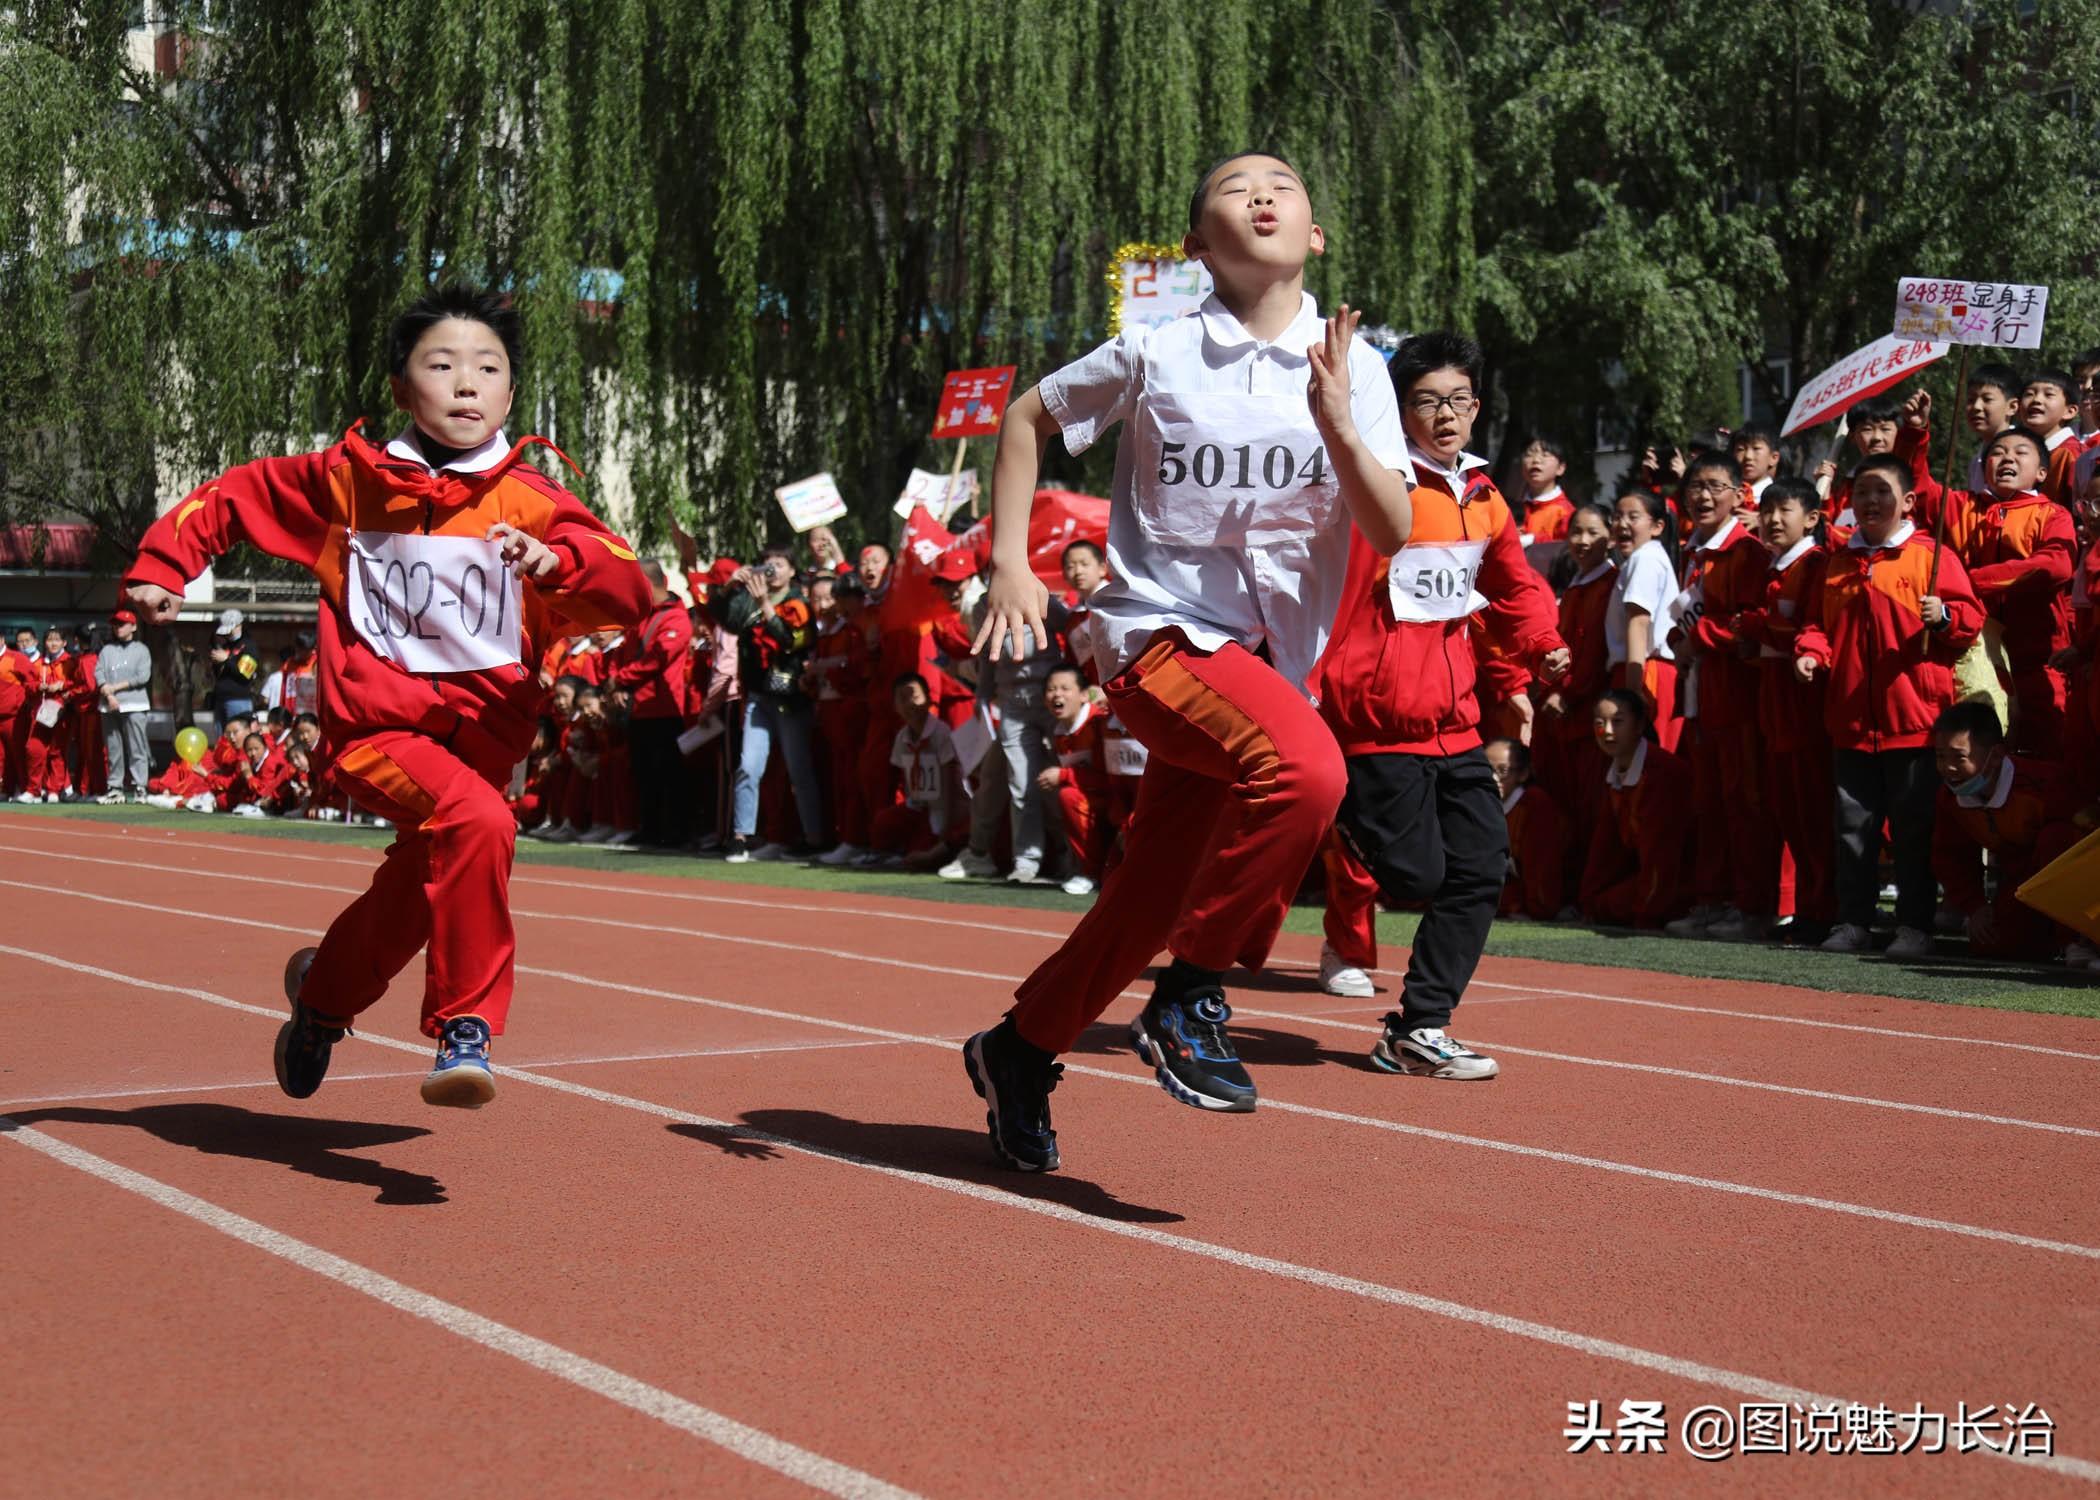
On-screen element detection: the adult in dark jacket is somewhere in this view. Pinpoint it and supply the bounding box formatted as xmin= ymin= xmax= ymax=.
xmin=714 ymin=546 xmax=824 ymax=859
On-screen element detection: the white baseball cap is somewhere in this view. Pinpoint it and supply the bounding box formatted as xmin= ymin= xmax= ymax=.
xmin=215 ymin=608 xmax=244 ymax=635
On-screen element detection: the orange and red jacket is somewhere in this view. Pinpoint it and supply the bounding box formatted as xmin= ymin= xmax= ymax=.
xmin=0 ymin=647 xmax=33 ymax=717
xmin=1734 ymin=542 xmax=1831 ymax=754
xmin=1931 ymin=756 xmax=2071 ymax=911
xmin=31 ymin=652 xmax=81 ymax=719
xmin=1310 ymin=471 xmax=1563 ymax=756
xmin=606 ymin=596 xmax=693 ymax=720
xmin=125 ymin=426 xmax=650 ymax=774
xmin=1519 ymin=492 xmax=1573 ymax=543
xmin=1675 ymin=519 xmax=1769 ymax=729
xmin=1794 ymin=528 xmax=1984 ymax=752
xmin=1580 ymin=745 xmax=1695 ymax=927
xmin=1500 ymin=784 xmax=1569 ymax=920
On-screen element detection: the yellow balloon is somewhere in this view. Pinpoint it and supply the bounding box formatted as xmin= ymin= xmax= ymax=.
xmin=174 ymin=727 xmax=209 ymax=766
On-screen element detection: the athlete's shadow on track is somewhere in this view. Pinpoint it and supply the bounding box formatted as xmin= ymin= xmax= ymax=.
xmin=666 ymin=1113 xmax=1185 ymax=1225
xmin=11 ymin=1104 xmax=446 ymax=1206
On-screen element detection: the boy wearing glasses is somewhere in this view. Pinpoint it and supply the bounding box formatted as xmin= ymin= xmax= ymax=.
xmin=1310 ymin=331 xmax=1567 ymax=1080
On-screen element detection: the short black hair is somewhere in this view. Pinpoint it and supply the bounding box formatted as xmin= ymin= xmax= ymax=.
xmin=243 ymin=731 xmax=268 ymax=749
xmin=760 ymin=544 xmax=796 ymax=565
xmin=1522 ymin=434 xmax=1567 ymax=462
xmin=294 ymin=712 xmax=320 ymax=728
xmin=1187 ymin=151 xmax=1302 ymax=232
xmin=1390 ymin=331 xmax=1484 ymax=399
xmin=267 ymin=707 xmax=290 ymax=728
xmin=1046 ymin=663 xmax=1084 ymax=688
xmin=2025 ymin=368 xmax=2077 ymax=403
xmin=1850 ymin=452 xmax=1913 ymax=492
xmin=1684 ymin=451 xmax=1743 ymax=487
xmin=1061 ymin=538 xmax=1105 ymax=566
xmin=1849 ymin=395 xmax=1900 ymax=427
xmin=1933 ymin=698 xmax=2005 ymax=748
xmin=1732 ymin=423 xmax=1780 ymax=449
xmin=1983 ymin=424 xmax=2051 ymax=467
xmin=1597 ymin=687 xmax=1653 ymax=738
xmin=553 ymin=674 xmax=589 ymax=695
xmin=576 ymin=682 xmax=603 ymax=698
xmin=387 ymin=284 xmax=523 ymax=378
xmin=2073 ymin=347 xmax=2100 ymax=376
xmin=1759 ymin=477 xmax=1821 ymax=513
xmin=1969 ymin=362 xmax=2024 ymax=401
xmin=1485 ymin=736 xmax=1531 ymax=774
xmin=892 ymin=671 xmax=930 ymax=695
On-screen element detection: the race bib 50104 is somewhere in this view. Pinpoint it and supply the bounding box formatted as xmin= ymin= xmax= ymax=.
xmin=1387 ymin=540 xmax=1489 ymax=623
xmin=1133 ymin=389 xmax=1339 ymax=546
xmin=345 ymin=530 xmax=522 ymax=675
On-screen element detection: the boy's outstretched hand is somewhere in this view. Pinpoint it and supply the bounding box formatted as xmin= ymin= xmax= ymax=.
xmin=1903 ymin=390 xmax=1932 ymax=430
xmin=124 ymin=582 xmax=182 ymax=623
xmin=1306 ymin=304 xmax=1361 ymax=444
xmin=487 ymin=521 xmax=560 ymax=580
xmin=972 ymin=560 xmax=1050 ymax=662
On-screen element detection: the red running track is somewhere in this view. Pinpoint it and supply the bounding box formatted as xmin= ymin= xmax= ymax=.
xmin=2 ymin=811 xmax=2096 ymax=1497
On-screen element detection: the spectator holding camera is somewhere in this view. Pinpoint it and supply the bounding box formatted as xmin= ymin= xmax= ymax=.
xmin=715 ymin=546 xmax=826 ymax=861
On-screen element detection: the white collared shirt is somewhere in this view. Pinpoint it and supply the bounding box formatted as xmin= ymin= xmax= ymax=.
xmin=1038 ymin=291 xmax=1409 ymax=694
xmin=384 ymin=427 xmax=513 ymax=476
xmin=1849 ymin=520 xmax=1917 ymax=552
xmin=1749 ymin=476 xmax=1773 ymax=502
xmin=1606 ymin=539 xmax=1676 ymax=665
xmin=2047 ymin=425 xmax=2075 ymax=451
xmin=1605 ymin=738 xmax=1649 ymax=791
xmin=1570 ymin=557 xmax=1615 ymax=588
xmin=1954 ymin=754 xmax=2017 ymax=810
xmin=1501 ymin=784 xmax=1524 ymax=815
xmin=1407 ymin=443 xmax=1490 ymax=499
xmin=1772 ymin=536 xmax=1816 ymax=573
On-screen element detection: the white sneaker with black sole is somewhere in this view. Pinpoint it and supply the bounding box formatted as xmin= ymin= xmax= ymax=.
xmin=1317 ymin=942 xmax=1375 ymax=998
xmin=1370 ymin=1018 xmax=1499 ymax=1080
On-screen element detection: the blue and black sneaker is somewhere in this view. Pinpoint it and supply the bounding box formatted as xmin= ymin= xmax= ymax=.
xmin=1130 ymin=976 xmax=1256 ymax=1112
xmin=274 ymin=947 xmax=350 ymax=1100
xmin=421 ymin=1016 xmax=496 ymax=1109
xmin=963 ymin=1020 xmax=1063 ymax=1172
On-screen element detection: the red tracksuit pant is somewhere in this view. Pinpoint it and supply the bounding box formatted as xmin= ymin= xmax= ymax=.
xmin=300 ymin=730 xmax=518 ymax=1038
xmin=1009 ymin=635 xmax=1345 ymax=1055
xmin=25 ymin=712 xmax=73 ymax=796
xmin=1686 ymin=718 xmax=1778 ymax=916
xmin=1320 ymin=830 xmax=1381 ymax=969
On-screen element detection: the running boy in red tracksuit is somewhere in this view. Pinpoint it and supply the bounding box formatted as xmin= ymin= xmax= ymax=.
xmin=962 ymin=151 xmax=1415 ymax=1170
xmin=1309 ymin=331 xmax=1567 ymax=1080
xmin=1793 ymin=452 xmax=1984 ymax=959
xmin=122 ymin=285 xmax=651 ymax=1108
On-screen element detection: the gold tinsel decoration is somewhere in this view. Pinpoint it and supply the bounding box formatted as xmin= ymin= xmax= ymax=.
xmin=1104 ymin=242 xmax=1197 ymax=338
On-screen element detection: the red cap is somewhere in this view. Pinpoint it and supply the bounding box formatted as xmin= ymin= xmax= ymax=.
xmin=110 ymin=609 xmax=138 ymax=625
xmin=705 ymin=557 xmax=741 ymax=587
xmin=932 ymin=550 xmax=977 ymax=584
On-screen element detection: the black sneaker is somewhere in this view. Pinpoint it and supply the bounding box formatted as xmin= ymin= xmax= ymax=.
xmin=274 ymin=947 xmax=350 ymax=1099
xmin=963 ymin=1022 xmax=1063 ymax=1172
xmin=1129 ymin=982 xmax=1256 ymax=1112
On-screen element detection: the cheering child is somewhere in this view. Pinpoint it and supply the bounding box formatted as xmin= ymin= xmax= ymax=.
xmin=1515 ymin=435 xmax=1575 ymax=544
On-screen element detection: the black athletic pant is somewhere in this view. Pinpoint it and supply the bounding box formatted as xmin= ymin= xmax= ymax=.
xmin=1832 ymin=747 xmax=1938 ymax=933
xmin=1336 ymin=747 xmax=1506 ymax=1031
xmin=629 ymin=715 xmax=695 ymax=848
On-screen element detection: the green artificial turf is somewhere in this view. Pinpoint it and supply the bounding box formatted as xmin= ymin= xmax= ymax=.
xmin=8 ymin=802 xmax=2098 ymax=1021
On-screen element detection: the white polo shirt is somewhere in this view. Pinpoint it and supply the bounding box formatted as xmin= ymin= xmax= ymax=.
xmin=1038 ymin=291 xmax=1408 ymax=694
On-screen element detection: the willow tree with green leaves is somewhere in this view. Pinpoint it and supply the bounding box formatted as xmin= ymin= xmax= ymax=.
xmin=0 ymin=0 xmax=1462 ymax=561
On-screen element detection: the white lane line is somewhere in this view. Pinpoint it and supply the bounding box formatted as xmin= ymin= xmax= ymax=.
xmin=8 ymin=942 xmax=2096 ymax=1487
xmin=18 ymin=821 xmax=2099 ymax=1062
xmin=9 ymin=843 xmax=2088 ymax=1140
xmin=9 ymin=928 xmax=2098 ymax=1264
xmin=0 ymin=1120 xmax=920 ymax=1500
xmin=1225 ymin=1003 xmax=2100 ymax=1140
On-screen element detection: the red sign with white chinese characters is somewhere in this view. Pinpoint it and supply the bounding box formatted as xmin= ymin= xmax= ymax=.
xmin=930 ymin=366 xmax=1017 ymax=440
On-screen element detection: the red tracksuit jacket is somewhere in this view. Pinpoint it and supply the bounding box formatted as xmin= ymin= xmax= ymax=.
xmin=1735 ymin=541 xmax=1831 ymax=754
xmin=1310 ymin=468 xmax=1564 ymax=756
xmin=1500 ymin=784 xmax=1569 ymax=919
xmin=1677 ymin=518 xmax=1769 ymax=729
xmin=1580 ymin=742 xmax=1695 ymax=927
xmin=125 ymin=426 xmax=651 ymax=774
xmin=1794 ymin=527 xmax=1985 ymax=753
xmin=607 ymin=596 xmax=694 ymax=719
xmin=1931 ymin=757 xmax=2067 ymax=911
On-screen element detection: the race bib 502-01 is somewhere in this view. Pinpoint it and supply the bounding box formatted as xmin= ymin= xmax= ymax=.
xmin=345 ymin=530 xmax=522 ymax=675
xmin=1133 ymin=389 xmax=1339 ymax=547
xmin=1387 ymin=540 xmax=1488 ymax=623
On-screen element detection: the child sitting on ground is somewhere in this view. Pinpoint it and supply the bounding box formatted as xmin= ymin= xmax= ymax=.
xmin=1929 ymin=700 xmax=2078 ymax=962
xmin=1579 ymin=688 xmax=1695 ymax=929
xmin=1484 ymin=737 xmax=1569 ymax=920
xmin=868 ymin=672 xmax=967 ymax=866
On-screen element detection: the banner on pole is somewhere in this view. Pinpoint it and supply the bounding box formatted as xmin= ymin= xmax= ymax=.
xmin=774 ymin=472 xmax=848 ymax=533
xmin=1892 ymin=279 xmax=2049 ymax=350
xmin=1782 ymin=335 xmax=1950 ymax=436
xmin=930 ymin=367 xmax=1017 ymax=440
xmin=1106 ymin=242 xmax=1214 ymax=336
xmin=892 ymin=466 xmax=979 ymax=522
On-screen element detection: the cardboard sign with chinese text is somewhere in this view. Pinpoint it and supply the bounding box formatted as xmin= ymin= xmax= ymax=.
xmin=774 ymin=472 xmax=848 ymax=533
xmin=930 ymin=367 xmax=1017 ymax=440
xmin=1782 ymin=335 xmax=1949 ymax=436
xmin=1892 ymin=279 xmax=2049 ymax=350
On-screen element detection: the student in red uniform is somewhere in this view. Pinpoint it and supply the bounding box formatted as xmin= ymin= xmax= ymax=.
xmin=1793 ymin=452 xmax=1984 ymax=959
xmin=1730 ymin=423 xmax=1782 ymax=508
xmin=1039 ymin=663 xmax=1136 ymax=897
xmin=813 ymin=574 xmax=876 ymax=865
xmin=1514 ymin=435 xmax=1574 ymax=545
xmin=1484 ymin=737 xmax=1568 ymax=919
xmin=868 ymin=672 xmax=966 ymax=861
xmin=1960 ymin=364 xmax=2023 ymax=489
xmin=1311 ymin=330 xmax=1567 ymax=1082
xmin=1665 ymin=453 xmax=1780 ymax=941
xmin=22 ymin=626 xmax=79 ymax=802
xmin=1534 ymin=503 xmax=1615 ymax=842
xmin=1732 ymin=478 xmax=1836 ymax=942
xmin=1058 ymin=538 xmax=1111 ymax=684
xmin=1605 ymin=488 xmax=1681 ymax=750
xmin=963 ymin=151 xmax=1414 ymax=1168
xmin=2019 ymin=369 xmax=2082 ymax=506
xmin=1929 ymin=700 xmax=2077 ymax=962
xmin=122 ymin=284 xmax=651 ymax=1107
xmin=223 ymin=730 xmax=292 ymax=815
xmin=0 ymin=626 xmax=37 ymax=798
xmin=1813 ymin=394 xmax=1903 ymax=537
xmin=1580 ymin=689 xmax=1695 ymax=927
xmin=68 ymin=625 xmax=105 ymax=798
xmin=1905 ymin=400 xmax=2076 ymax=756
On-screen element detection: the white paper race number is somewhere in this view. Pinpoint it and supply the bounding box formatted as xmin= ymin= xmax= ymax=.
xmin=1135 ymin=390 xmax=1338 ymax=545
xmin=1387 ymin=541 xmax=1488 ymax=623
xmin=1105 ymin=733 xmax=1149 ymax=777
xmin=346 ymin=531 xmax=522 ymax=674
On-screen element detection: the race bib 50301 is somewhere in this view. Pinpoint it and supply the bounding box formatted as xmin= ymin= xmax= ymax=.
xmin=1387 ymin=540 xmax=1489 ymax=623
xmin=345 ymin=530 xmax=522 ymax=675
xmin=1133 ymin=389 xmax=1339 ymax=546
